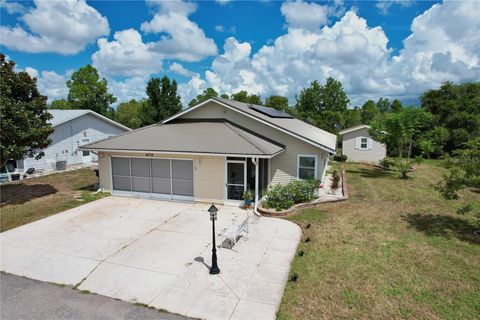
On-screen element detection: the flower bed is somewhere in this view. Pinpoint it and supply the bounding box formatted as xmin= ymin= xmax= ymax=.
xmin=262 ymin=179 xmax=320 ymax=211
xmin=259 ymin=170 xmax=348 ymax=217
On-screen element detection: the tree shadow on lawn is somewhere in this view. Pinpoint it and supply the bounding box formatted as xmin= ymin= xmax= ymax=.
xmin=346 ymin=167 xmax=395 ymax=180
xmin=403 ymin=213 xmax=480 ymax=244
xmin=0 ymin=183 xmax=58 ymax=206
xmin=77 ymin=184 xmax=97 ymax=192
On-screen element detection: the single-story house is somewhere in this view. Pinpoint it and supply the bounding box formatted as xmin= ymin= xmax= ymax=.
xmin=81 ymin=97 xmax=336 ymax=206
xmin=339 ymin=125 xmax=386 ymax=163
xmin=21 ymin=109 xmax=130 ymax=171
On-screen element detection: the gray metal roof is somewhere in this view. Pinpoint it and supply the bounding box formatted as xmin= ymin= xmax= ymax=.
xmin=82 ymin=121 xmax=284 ymax=156
xmin=164 ymin=97 xmax=337 ymax=153
xmin=49 ymin=110 xmax=90 ymax=126
xmin=48 ymin=109 xmax=131 ymax=131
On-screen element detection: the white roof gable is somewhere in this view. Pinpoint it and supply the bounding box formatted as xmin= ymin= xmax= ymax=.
xmin=48 ymin=109 xmax=131 ymax=131
xmin=338 ymin=125 xmax=370 ymax=135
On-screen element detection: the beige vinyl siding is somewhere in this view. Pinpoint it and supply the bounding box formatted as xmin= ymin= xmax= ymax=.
xmin=193 ymin=156 xmax=224 ymax=203
xmin=180 ymin=101 xmax=329 ymax=185
xmin=342 ymin=127 xmax=386 ymax=162
xmin=97 ymin=151 xmax=225 ymax=202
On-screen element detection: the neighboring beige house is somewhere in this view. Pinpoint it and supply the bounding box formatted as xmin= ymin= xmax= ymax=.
xmin=339 ymin=125 xmax=386 ymax=163
xmin=81 ymin=97 xmax=336 ymax=206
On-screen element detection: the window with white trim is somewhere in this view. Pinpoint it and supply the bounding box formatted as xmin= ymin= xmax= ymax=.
xmin=360 ymin=137 xmax=368 ymax=150
xmin=298 ymin=155 xmax=316 ymax=180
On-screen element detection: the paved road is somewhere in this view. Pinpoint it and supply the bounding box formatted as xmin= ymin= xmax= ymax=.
xmin=0 ymin=273 xmax=191 ymax=320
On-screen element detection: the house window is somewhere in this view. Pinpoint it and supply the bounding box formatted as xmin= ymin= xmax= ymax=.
xmin=297 ymin=155 xmax=316 ymax=180
xmin=360 ymin=137 xmax=368 ymax=150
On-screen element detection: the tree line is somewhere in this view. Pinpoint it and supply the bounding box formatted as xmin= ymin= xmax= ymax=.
xmin=1 ymin=53 xmax=479 ymax=170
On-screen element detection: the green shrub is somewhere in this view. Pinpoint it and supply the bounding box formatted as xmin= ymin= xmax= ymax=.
xmin=264 ymin=179 xmax=319 ymax=210
xmin=333 ymin=154 xmax=347 ymax=162
xmin=379 ymin=157 xmax=394 ymax=169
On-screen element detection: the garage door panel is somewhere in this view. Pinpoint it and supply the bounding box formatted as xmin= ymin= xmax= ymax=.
xmin=132 ymin=177 xmax=151 ymax=193
xmin=131 ymin=158 xmax=150 ymax=177
xmin=172 ymin=180 xmax=193 ymax=196
xmin=152 ymin=159 xmax=170 ymax=179
xmin=113 ymin=176 xmax=131 ymax=191
xmin=152 ymin=178 xmax=171 ymax=194
xmin=112 ymin=158 xmax=130 ymax=176
xmin=172 ymin=160 xmax=193 ymax=181
xmin=112 ymin=157 xmax=193 ymax=200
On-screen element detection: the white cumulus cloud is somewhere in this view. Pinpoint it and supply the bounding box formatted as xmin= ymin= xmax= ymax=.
xmin=169 ymin=62 xmax=197 ymax=77
xmin=180 ymin=0 xmax=479 ymax=106
xmin=141 ymin=0 xmax=217 ymax=62
xmin=0 ymin=0 xmax=109 ymax=55
xmin=92 ymin=29 xmax=163 ymax=77
xmin=376 ymin=0 xmax=413 ymax=15
xmin=0 ymin=0 xmax=27 ymax=14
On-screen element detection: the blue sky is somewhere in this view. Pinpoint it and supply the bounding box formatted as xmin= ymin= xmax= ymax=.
xmin=1 ymin=0 xmax=478 ymax=106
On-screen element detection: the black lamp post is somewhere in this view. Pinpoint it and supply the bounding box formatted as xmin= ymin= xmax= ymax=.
xmin=208 ymin=204 xmax=220 ymax=275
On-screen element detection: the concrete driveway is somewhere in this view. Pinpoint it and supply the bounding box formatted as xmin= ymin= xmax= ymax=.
xmin=1 ymin=196 xmax=301 ymax=320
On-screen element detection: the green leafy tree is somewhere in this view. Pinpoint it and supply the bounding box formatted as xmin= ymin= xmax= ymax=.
xmin=116 ymin=99 xmax=144 ymax=129
xmin=360 ymin=100 xmax=379 ymax=124
xmin=188 ymin=87 xmax=218 ymax=107
xmin=419 ymin=140 xmax=435 ymax=159
xmin=321 ymin=77 xmax=349 ymax=113
xmin=66 ymin=65 xmax=117 ymax=117
xmin=370 ymin=107 xmax=432 ymax=178
xmin=265 ymin=95 xmax=289 ymax=111
xmin=295 ymin=78 xmax=349 ymax=132
xmin=376 ymin=97 xmax=391 ymax=113
xmin=220 ymin=93 xmax=229 ymax=99
xmin=435 ymin=137 xmax=480 ymax=232
xmin=296 ymin=80 xmax=322 ymax=116
xmin=141 ymin=76 xmax=182 ymax=125
xmin=231 ymin=91 xmax=249 ymax=103
xmin=231 ymin=91 xmax=263 ymax=105
xmin=391 ymin=99 xmax=403 ymax=113
xmin=49 ymin=99 xmax=71 ymax=110
xmin=343 ymin=107 xmax=362 ymax=128
xmin=421 ymin=81 xmax=480 ymax=153
xmin=0 ymin=54 xmax=54 ymax=166
xmin=417 ymin=126 xmax=449 ymax=158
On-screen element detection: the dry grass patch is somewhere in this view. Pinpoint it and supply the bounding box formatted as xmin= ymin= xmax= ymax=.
xmin=0 ymin=168 xmax=108 ymax=232
xmin=279 ymin=161 xmax=479 ymax=320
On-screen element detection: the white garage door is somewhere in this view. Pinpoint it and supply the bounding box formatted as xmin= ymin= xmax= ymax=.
xmin=111 ymin=157 xmax=194 ymax=201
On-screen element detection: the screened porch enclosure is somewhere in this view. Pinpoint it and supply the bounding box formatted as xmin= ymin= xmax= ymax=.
xmin=226 ymin=157 xmax=269 ymax=201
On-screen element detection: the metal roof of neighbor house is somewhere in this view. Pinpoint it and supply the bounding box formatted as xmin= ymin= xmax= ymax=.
xmin=338 ymin=125 xmax=370 ymax=135
xmin=163 ymin=97 xmax=337 ymax=153
xmin=81 ymin=121 xmax=285 ymax=157
xmin=48 ymin=109 xmax=131 ymax=131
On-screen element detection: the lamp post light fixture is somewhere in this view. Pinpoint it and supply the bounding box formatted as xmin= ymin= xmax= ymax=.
xmin=208 ymin=204 xmax=220 ymax=275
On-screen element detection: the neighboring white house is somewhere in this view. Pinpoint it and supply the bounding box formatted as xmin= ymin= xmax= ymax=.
xmin=339 ymin=125 xmax=386 ymax=163
xmin=21 ymin=110 xmax=130 ymax=171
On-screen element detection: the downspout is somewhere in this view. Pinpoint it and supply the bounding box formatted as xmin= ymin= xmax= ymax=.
xmin=251 ymin=157 xmax=261 ymax=216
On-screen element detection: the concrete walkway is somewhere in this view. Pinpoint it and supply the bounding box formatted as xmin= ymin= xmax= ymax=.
xmin=0 ymin=197 xmax=301 ymax=320
xmin=0 ymin=273 xmax=190 ymax=320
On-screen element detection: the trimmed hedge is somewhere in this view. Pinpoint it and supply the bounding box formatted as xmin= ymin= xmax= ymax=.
xmin=263 ymin=179 xmax=320 ymax=211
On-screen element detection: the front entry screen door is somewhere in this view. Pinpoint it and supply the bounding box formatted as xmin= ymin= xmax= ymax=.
xmin=226 ymin=161 xmax=245 ymax=200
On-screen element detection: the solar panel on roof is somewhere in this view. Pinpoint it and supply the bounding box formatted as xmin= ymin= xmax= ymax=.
xmin=249 ymin=105 xmax=293 ymax=118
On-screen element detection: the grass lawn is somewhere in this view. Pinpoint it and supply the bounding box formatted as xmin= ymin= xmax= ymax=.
xmin=278 ymin=161 xmax=480 ymax=320
xmin=0 ymin=168 xmax=108 ymax=232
